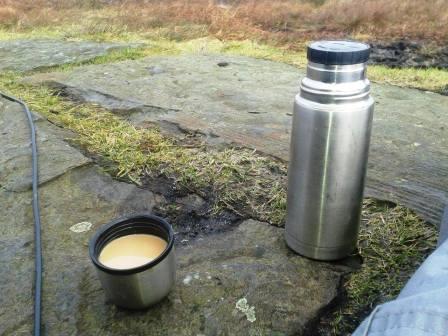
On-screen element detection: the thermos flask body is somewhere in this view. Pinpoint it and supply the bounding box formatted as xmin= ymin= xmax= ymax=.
xmin=285 ymin=41 xmax=374 ymax=260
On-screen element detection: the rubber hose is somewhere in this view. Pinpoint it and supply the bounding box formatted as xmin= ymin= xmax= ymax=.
xmin=1 ymin=92 xmax=42 ymax=336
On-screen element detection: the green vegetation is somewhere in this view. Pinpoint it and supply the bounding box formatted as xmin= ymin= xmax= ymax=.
xmin=368 ymin=65 xmax=448 ymax=94
xmin=324 ymin=200 xmax=437 ymax=335
xmin=353 ymin=201 xmax=436 ymax=309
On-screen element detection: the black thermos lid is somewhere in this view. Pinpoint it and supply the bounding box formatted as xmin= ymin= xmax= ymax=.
xmin=307 ymin=40 xmax=371 ymax=65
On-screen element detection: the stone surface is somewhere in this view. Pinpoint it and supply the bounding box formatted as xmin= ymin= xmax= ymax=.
xmin=0 ymin=98 xmax=90 ymax=191
xmin=26 ymin=54 xmax=448 ymax=225
xmin=0 ymin=98 xmax=343 ymax=335
xmin=0 ymin=165 xmax=158 ymax=335
xmin=33 ymin=54 xmax=297 ymax=153
xmin=74 ymin=219 xmax=341 ymax=336
xmin=0 ymin=39 xmax=137 ymax=72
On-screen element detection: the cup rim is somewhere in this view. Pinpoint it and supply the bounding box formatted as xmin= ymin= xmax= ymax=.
xmin=89 ymin=214 xmax=174 ymax=275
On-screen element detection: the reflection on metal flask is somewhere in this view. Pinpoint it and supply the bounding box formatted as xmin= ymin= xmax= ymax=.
xmin=285 ymin=40 xmax=374 ymax=261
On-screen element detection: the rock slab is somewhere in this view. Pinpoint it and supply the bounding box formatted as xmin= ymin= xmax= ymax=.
xmin=27 ymin=54 xmax=448 ymax=225
xmin=76 ymin=219 xmax=341 ymax=336
xmin=0 ymin=98 xmax=157 ymax=335
xmin=0 ymin=98 xmax=342 ymax=335
xmin=0 ymin=39 xmax=137 ymax=72
xmin=0 ymin=98 xmax=90 ymax=191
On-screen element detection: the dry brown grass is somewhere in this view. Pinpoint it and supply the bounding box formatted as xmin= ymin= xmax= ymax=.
xmin=1 ymin=0 xmax=447 ymax=45
xmin=317 ymin=0 xmax=448 ymax=41
xmin=0 ymin=0 xmax=68 ymax=29
xmin=0 ymin=6 xmax=18 ymax=26
xmin=106 ymin=0 xmax=317 ymax=44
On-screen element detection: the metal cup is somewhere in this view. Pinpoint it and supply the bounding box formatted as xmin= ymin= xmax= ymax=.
xmin=89 ymin=214 xmax=175 ymax=309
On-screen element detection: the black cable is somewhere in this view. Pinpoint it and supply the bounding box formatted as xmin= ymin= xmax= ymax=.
xmin=1 ymin=92 xmax=42 ymax=336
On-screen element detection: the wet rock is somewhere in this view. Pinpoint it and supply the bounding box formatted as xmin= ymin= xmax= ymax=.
xmin=24 ymin=54 xmax=298 ymax=158
xmin=0 ymin=39 xmax=139 ymax=72
xmin=369 ymin=40 xmax=448 ymax=68
xmin=0 ymin=165 xmax=158 ymax=335
xmin=26 ymin=55 xmax=448 ymax=225
xmin=158 ymin=219 xmax=342 ymax=336
xmin=0 ymin=98 xmax=157 ymax=335
xmin=1 ymin=215 xmax=341 ymax=335
xmin=0 ymin=98 xmax=90 ymax=191
xmin=0 ymin=98 xmax=342 ymax=335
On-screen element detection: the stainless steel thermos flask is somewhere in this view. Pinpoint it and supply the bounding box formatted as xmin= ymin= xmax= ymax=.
xmin=285 ymin=41 xmax=374 ymax=260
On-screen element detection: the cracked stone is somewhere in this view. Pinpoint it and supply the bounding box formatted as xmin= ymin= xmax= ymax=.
xmin=0 ymin=98 xmax=90 ymax=191
xmin=25 ymin=54 xmax=448 ymax=225
xmin=0 ymin=39 xmax=141 ymax=72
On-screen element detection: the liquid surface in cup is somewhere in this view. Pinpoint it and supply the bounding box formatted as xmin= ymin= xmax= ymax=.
xmin=99 ymin=234 xmax=167 ymax=270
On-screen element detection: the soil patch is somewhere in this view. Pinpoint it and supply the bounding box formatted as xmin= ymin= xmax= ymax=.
xmin=369 ymin=40 xmax=448 ymax=68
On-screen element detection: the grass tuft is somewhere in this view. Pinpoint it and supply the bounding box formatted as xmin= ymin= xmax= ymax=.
xmin=368 ymin=65 xmax=448 ymax=94
xmin=322 ymin=200 xmax=437 ymax=335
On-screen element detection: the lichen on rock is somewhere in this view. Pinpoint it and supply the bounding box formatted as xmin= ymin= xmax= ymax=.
xmin=236 ymin=297 xmax=257 ymax=323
